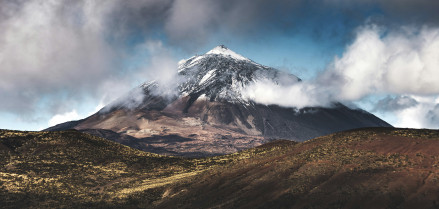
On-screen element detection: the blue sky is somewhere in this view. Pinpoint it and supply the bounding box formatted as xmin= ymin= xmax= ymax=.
xmin=1 ymin=0 xmax=439 ymax=130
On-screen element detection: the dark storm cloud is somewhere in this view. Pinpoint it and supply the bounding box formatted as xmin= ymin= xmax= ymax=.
xmin=163 ymin=0 xmax=304 ymax=46
xmin=373 ymin=0 xmax=439 ymax=25
xmin=373 ymin=96 xmax=419 ymax=112
xmin=162 ymin=0 xmax=439 ymax=45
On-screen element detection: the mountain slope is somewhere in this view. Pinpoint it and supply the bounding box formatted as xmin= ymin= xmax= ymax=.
xmin=157 ymin=128 xmax=439 ymax=209
xmin=0 ymin=129 xmax=235 ymax=208
xmin=3 ymin=128 xmax=439 ymax=208
xmin=46 ymin=45 xmax=391 ymax=157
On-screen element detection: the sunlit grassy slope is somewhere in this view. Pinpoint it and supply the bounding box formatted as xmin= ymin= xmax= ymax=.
xmin=2 ymin=128 xmax=439 ymax=208
xmin=0 ymin=129 xmax=277 ymax=208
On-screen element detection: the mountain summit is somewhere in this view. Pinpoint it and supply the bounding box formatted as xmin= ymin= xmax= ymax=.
xmin=204 ymin=45 xmax=249 ymax=60
xmin=177 ymin=45 xmax=299 ymax=106
xmin=46 ymin=46 xmax=391 ymax=157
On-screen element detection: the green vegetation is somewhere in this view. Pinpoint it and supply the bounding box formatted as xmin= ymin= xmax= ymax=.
xmin=1 ymin=128 xmax=439 ymax=208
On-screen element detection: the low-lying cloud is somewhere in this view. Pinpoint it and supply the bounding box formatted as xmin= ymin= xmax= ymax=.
xmin=373 ymin=96 xmax=419 ymax=113
xmin=48 ymin=110 xmax=81 ymax=127
xmin=427 ymin=104 xmax=439 ymax=127
xmin=390 ymin=96 xmax=439 ymax=129
xmin=244 ymin=25 xmax=439 ymax=109
xmin=242 ymin=79 xmax=333 ymax=109
xmin=135 ymin=41 xmax=184 ymax=98
xmin=100 ymin=41 xmax=184 ymax=112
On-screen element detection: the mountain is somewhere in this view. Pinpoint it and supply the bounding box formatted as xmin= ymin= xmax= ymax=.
xmin=45 ymin=45 xmax=391 ymax=157
xmin=3 ymin=128 xmax=439 ymax=208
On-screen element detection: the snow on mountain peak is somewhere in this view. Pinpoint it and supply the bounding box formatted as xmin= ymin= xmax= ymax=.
xmin=178 ymin=45 xmax=250 ymax=71
xmin=206 ymin=45 xmax=249 ymax=61
xmin=174 ymin=45 xmax=302 ymax=104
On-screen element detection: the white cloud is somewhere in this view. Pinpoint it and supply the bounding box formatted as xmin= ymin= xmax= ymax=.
xmin=244 ymin=25 xmax=439 ymax=109
xmin=48 ymin=110 xmax=81 ymax=127
xmin=242 ymin=79 xmax=332 ymax=109
xmin=326 ymin=25 xmax=439 ymax=99
xmin=330 ymin=26 xmax=439 ymax=128
xmin=373 ymin=95 xmax=419 ymax=112
xmin=98 ymin=40 xmax=185 ymax=112
xmin=392 ymin=96 xmax=439 ymax=128
xmin=242 ymin=24 xmax=439 ymax=129
xmin=0 ymin=0 xmax=187 ymax=130
xmin=47 ymin=100 xmax=106 ymax=128
xmin=135 ymin=41 xmax=182 ymax=97
xmin=0 ymin=0 xmax=119 ymax=114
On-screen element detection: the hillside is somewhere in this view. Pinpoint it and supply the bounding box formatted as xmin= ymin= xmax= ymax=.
xmin=2 ymin=128 xmax=439 ymax=208
xmin=157 ymin=128 xmax=439 ymax=208
xmin=0 ymin=129 xmax=239 ymax=208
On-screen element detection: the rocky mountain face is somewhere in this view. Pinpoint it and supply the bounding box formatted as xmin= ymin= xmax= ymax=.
xmin=46 ymin=45 xmax=391 ymax=157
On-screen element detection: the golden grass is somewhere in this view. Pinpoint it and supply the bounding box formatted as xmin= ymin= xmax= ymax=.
xmin=117 ymin=171 xmax=201 ymax=197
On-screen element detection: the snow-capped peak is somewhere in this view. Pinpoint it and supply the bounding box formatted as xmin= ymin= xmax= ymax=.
xmin=175 ymin=45 xmax=301 ymax=105
xmin=206 ymin=45 xmax=249 ymax=61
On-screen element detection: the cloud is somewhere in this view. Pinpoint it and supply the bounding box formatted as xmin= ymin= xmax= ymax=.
xmin=0 ymin=0 xmax=179 ymax=121
xmin=326 ymin=0 xmax=439 ymax=25
xmin=135 ymin=41 xmax=183 ymax=97
xmin=372 ymin=0 xmax=439 ymax=25
xmin=47 ymin=101 xmax=105 ymax=127
xmin=163 ymin=0 xmax=306 ymax=45
xmin=373 ymin=95 xmax=418 ymax=112
xmin=48 ymin=110 xmax=81 ymax=127
xmin=161 ymin=0 xmax=439 ymax=48
xmin=0 ymin=0 xmax=119 ymax=116
xmin=103 ymin=87 xmax=146 ymax=112
xmin=426 ymin=104 xmax=439 ymax=127
xmin=243 ymin=24 xmax=439 ymax=116
xmin=370 ymin=95 xmax=439 ymax=129
xmin=242 ymin=79 xmax=333 ymax=109
xmin=100 ymin=40 xmax=184 ymax=112
xmin=391 ymin=96 xmax=439 ymax=129
xmin=324 ymin=25 xmax=439 ymax=99
xmin=165 ymin=0 xmax=220 ymax=46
